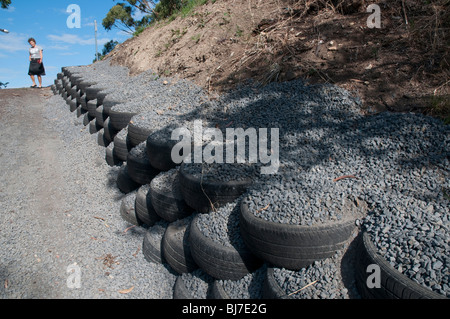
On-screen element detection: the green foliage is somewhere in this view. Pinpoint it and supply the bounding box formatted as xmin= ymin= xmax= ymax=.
xmin=133 ymin=14 xmax=153 ymax=36
xmin=126 ymin=0 xmax=157 ymax=15
xmin=94 ymin=40 xmax=119 ymax=62
xmin=1 ymin=0 xmax=11 ymax=9
xmin=235 ymin=25 xmax=243 ymax=37
xmin=152 ymin=0 xmax=185 ymax=20
xmin=152 ymin=0 xmax=209 ymax=22
xmin=103 ymin=0 xmax=210 ymax=36
xmin=179 ymin=0 xmax=208 ymax=17
xmin=429 ymin=95 xmax=450 ymax=125
xmin=103 ymin=3 xmax=136 ymax=34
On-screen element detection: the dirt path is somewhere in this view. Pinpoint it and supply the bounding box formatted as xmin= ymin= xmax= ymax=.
xmin=0 ymin=88 xmax=71 ymax=297
xmin=0 ymin=88 xmax=176 ymax=299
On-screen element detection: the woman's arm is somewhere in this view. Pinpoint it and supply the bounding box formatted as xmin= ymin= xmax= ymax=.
xmin=39 ymin=48 xmax=43 ymax=64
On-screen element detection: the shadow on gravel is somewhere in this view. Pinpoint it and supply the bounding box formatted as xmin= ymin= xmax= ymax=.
xmin=152 ymin=79 xmax=449 ymax=179
xmin=340 ymin=234 xmax=362 ymax=299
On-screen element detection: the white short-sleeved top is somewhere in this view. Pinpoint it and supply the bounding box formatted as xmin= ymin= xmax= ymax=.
xmin=29 ymin=46 xmax=43 ymax=59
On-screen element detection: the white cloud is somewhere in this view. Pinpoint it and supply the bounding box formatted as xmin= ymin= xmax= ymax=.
xmin=47 ymin=44 xmax=71 ymax=51
xmin=47 ymin=33 xmax=110 ymax=46
xmin=132 ymin=10 xmax=148 ymax=21
xmin=59 ymin=52 xmax=80 ymax=56
xmin=4 ymin=5 xmax=15 ymax=13
xmin=0 ymin=32 xmax=29 ymax=52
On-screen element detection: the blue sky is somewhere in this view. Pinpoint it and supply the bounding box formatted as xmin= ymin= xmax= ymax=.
xmin=0 ymin=1 xmax=136 ymax=88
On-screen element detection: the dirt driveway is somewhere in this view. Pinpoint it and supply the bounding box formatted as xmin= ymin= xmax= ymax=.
xmin=0 ymin=88 xmax=175 ymax=299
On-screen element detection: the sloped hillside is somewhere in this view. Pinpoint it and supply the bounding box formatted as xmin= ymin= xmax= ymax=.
xmin=108 ymin=0 xmax=449 ymax=119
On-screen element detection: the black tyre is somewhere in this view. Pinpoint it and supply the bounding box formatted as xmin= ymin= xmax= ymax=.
xmin=239 ymin=200 xmax=358 ymax=271
xmin=261 ymin=267 xmax=291 ymax=299
xmin=79 ymin=94 xmax=88 ymax=111
xmin=150 ymin=169 xmax=193 ymax=223
xmin=189 ymin=215 xmax=263 ymax=281
xmin=69 ymin=86 xmax=78 ymax=99
xmin=116 ymin=165 xmax=141 ymax=194
xmin=173 ymin=270 xmax=214 ymax=299
xmin=109 ymin=108 xmax=138 ymax=131
xmin=89 ymin=120 xmax=101 ymax=134
xmin=102 ymin=118 xmax=119 ymax=144
xmin=162 ymin=217 xmax=198 ymax=274
xmin=173 ymin=277 xmax=192 ymax=299
xmin=83 ymin=113 xmax=95 ymax=127
xmin=101 ymin=96 xmax=121 ymax=111
xmin=179 ymin=164 xmax=253 ymax=214
xmin=76 ymin=106 xmax=86 ymax=118
xmin=119 ymin=191 xmax=142 ymax=226
xmin=95 ymin=105 xmax=108 ymax=128
xmin=128 ymin=121 xmax=154 ymax=148
xmin=87 ymin=99 xmax=98 ymax=117
xmin=355 ymin=231 xmax=447 ymax=299
xmin=211 ymin=264 xmax=267 ymax=299
xmin=113 ymin=132 xmax=132 ymax=162
xmin=210 ymin=281 xmax=230 ymax=299
xmin=77 ymin=79 xmax=96 ymax=92
xmin=146 ymin=132 xmax=180 ymax=171
xmin=106 ymin=144 xmax=122 ymax=167
xmin=143 ymin=222 xmax=168 ymax=264
xmin=135 ymin=184 xmax=161 ymax=227
xmin=97 ymin=129 xmax=110 ymax=148
xmin=127 ymin=143 xmax=160 ymax=186
xmin=63 ymin=78 xmax=71 ymax=92
xmin=70 ymin=75 xmax=83 ymax=87
xmin=96 ymin=89 xmax=112 ymax=106
xmin=85 ymin=85 xmax=107 ymax=101
xmin=69 ymin=98 xmax=78 ymax=112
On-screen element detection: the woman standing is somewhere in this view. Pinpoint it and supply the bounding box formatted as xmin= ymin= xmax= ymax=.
xmin=28 ymin=38 xmax=46 ymax=88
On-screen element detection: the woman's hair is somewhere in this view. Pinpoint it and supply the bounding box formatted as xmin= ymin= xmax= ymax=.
xmin=28 ymin=38 xmax=36 ymax=44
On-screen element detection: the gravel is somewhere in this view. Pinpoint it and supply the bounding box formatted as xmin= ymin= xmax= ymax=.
xmin=217 ymin=264 xmax=267 ymax=299
xmin=150 ymin=168 xmax=183 ymax=198
xmin=272 ymin=251 xmax=350 ymax=299
xmin=196 ymin=198 xmax=247 ymax=249
xmin=129 ymin=141 xmax=149 ymax=159
xmin=178 ymin=269 xmax=214 ymax=299
xmin=169 ymin=214 xmax=196 ymax=242
xmin=114 ymin=125 xmax=128 ymax=142
xmin=11 ymin=57 xmax=448 ymax=299
xmin=0 ymin=86 xmax=177 ymax=299
xmin=146 ymin=220 xmax=170 ymax=245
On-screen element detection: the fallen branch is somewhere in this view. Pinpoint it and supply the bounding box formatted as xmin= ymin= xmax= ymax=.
xmin=333 ymin=175 xmax=358 ymax=182
xmin=132 ymin=246 xmax=141 ymax=258
xmin=402 ymin=0 xmax=409 ymax=26
xmin=256 ymin=204 xmax=271 ymax=214
xmin=124 ymin=225 xmax=137 ymax=234
xmin=287 ymin=280 xmax=318 ymax=297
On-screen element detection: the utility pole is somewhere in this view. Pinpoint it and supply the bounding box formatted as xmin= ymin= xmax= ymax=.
xmin=94 ymin=20 xmax=99 ymax=62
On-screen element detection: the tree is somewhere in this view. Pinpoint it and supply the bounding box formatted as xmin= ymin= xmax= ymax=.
xmin=104 ymin=1 xmax=162 ymax=35
xmin=152 ymin=0 xmax=186 ymax=20
xmin=103 ymin=0 xmax=189 ymax=35
xmin=1 ymin=0 xmax=11 ymax=9
xmin=126 ymin=0 xmax=157 ymax=15
xmin=103 ymin=3 xmax=136 ymax=34
xmin=94 ymin=40 xmax=119 ymax=62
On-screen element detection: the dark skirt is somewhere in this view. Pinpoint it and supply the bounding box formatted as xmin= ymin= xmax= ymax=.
xmin=28 ymin=60 xmax=46 ymax=76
